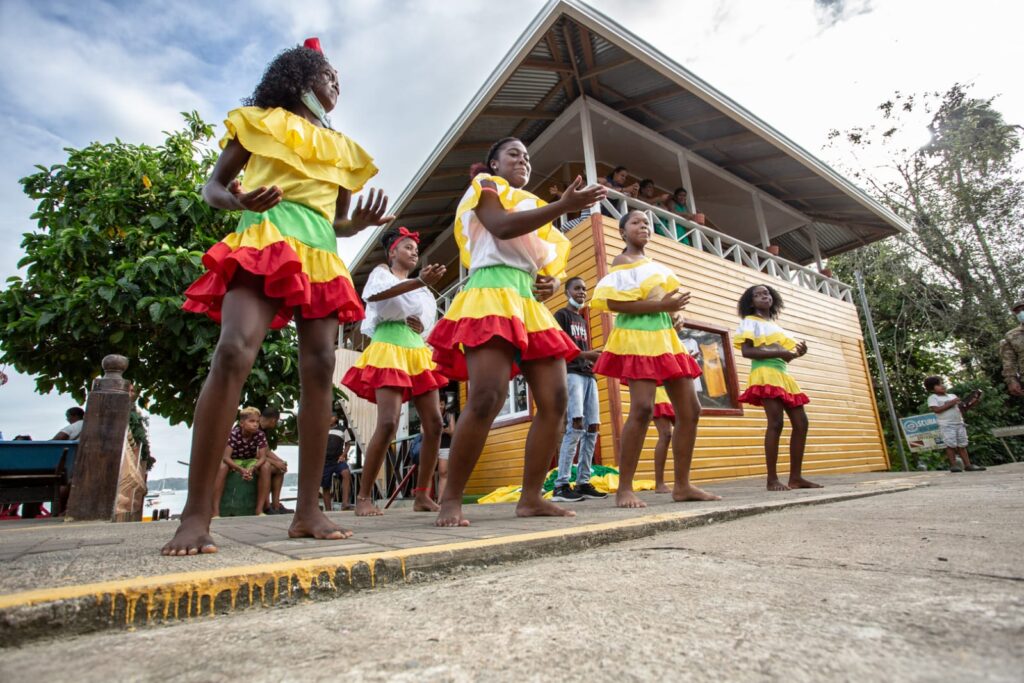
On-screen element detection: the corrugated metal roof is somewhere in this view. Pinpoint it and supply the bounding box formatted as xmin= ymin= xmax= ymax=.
xmin=350 ymin=1 xmax=906 ymax=290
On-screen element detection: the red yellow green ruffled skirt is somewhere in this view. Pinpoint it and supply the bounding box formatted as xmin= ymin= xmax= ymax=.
xmin=183 ymin=201 xmax=363 ymax=329
xmin=739 ymin=358 xmax=809 ymax=408
xmin=427 ymin=265 xmax=579 ymax=381
xmin=341 ymin=321 xmax=449 ymax=403
xmin=593 ymin=312 xmax=701 ymax=384
xmin=653 ymin=387 xmax=675 ymax=419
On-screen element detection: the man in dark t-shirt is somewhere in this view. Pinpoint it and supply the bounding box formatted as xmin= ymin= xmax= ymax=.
xmin=321 ymin=415 xmax=353 ymax=511
xmin=552 ymin=277 xmax=607 ymax=502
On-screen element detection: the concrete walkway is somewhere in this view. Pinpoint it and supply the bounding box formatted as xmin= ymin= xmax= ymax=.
xmin=0 ymin=469 xmax=952 ymax=645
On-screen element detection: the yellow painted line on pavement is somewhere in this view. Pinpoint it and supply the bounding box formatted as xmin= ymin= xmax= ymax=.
xmin=0 ymin=480 xmax=923 ymax=621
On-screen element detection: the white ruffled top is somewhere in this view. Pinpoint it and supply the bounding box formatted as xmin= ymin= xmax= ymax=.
xmin=732 ymin=315 xmax=797 ymax=350
xmin=360 ymin=265 xmax=437 ymax=338
xmin=591 ymin=258 xmax=682 ymax=314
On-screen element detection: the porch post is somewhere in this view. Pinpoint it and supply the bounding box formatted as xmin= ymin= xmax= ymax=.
xmin=677 ymin=151 xmax=696 ymax=212
xmin=752 ymin=193 xmax=770 ymax=249
xmin=579 ymin=98 xmax=600 ymax=213
xmin=805 ymin=224 xmax=824 ymax=270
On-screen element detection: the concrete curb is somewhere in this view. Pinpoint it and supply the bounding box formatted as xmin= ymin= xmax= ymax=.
xmin=0 ymin=479 xmax=924 ymax=646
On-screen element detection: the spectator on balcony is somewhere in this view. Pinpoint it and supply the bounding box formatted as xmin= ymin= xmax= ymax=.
xmin=599 ymin=166 xmax=640 ymax=198
xmin=668 ymin=187 xmax=705 ymax=225
xmin=638 ymin=179 xmax=671 ymax=210
xmin=52 ymin=407 xmax=84 ymax=441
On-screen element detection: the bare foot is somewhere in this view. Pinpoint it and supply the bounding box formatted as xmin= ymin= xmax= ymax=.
xmin=516 ymin=497 xmax=576 ymax=518
xmin=161 ymin=514 xmax=218 ymax=556
xmin=355 ymin=498 xmax=383 ymax=517
xmin=435 ymin=499 xmax=470 ymax=527
xmin=788 ymin=477 xmax=823 ymax=489
xmin=413 ymin=494 xmax=440 ymax=512
xmin=288 ymin=509 xmax=352 ymax=540
xmin=673 ymin=484 xmax=722 ymax=502
xmin=616 ymin=490 xmax=647 ymax=508
xmin=767 ymin=479 xmax=790 ymax=492
xmin=655 ymin=483 xmax=671 ymax=494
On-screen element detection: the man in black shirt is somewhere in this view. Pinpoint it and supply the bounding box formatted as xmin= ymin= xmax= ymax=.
xmin=321 ymin=415 xmax=353 ymax=511
xmin=552 ymin=277 xmax=607 ymax=502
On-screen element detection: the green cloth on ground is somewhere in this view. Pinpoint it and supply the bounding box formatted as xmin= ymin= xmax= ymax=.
xmin=543 ymin=464 xmax=619 ymax=492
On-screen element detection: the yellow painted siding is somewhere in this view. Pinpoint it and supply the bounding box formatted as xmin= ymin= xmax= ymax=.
xmin=461 ymin=217 xmax=889 ymax=494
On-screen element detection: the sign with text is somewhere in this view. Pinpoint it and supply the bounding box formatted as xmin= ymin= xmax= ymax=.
xmin=899 ymin=413 xmax=945 ymax=452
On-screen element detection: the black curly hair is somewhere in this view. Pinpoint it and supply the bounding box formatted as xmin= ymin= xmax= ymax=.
xmin=737 ymin=284 xmax=783 ymax=319
xmin=243 ymin=45 xmax=331 ymax=113
xmin=923 ymin=376 xmax=944 ymax=392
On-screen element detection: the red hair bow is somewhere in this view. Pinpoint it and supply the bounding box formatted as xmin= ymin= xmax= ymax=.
xmin=389 ymin=227 xmax=420 ymax=252
xmin=303 ymin=37 xmax=323 ymax=53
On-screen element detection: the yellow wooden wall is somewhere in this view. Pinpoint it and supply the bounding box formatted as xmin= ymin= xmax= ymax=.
xmin=463 ymin=216 xmax=890 ymax=494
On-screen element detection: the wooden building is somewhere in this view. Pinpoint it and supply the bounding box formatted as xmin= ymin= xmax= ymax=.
xmin=339 ymin=0 xmax=908 ymax=494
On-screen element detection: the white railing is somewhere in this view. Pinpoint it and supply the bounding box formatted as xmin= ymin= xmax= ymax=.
xmin=599 ymin=190 xmax=854 ymax=303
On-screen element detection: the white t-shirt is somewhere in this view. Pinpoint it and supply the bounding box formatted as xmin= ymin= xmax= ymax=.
xmin=360 ymin=265 xmax=437 ymax=339
xmin=928 ymin=393 xmax=963 ymax=426
xmin=60 ymin=420 xmax=84 ymax=439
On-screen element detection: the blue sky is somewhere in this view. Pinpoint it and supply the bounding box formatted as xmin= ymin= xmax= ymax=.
xmin=1 ymin=0 xmax=1021 ymax=479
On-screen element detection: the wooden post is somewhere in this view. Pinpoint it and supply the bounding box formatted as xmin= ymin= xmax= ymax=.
xmin=65 ymin=355 xmax=132 ymax=521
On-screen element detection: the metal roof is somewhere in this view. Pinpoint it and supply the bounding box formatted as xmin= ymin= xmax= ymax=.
xmin=349 ymin=0 xmax=908 ymax=286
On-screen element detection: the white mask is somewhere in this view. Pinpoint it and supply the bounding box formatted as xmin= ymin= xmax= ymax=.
xmin=1016 ymin=310 xmax=1024 ymax=323
xmin=300 ymin=90 xmax=331 ymax=128
xmin=568 ymin=297 xmax=584 ymax=310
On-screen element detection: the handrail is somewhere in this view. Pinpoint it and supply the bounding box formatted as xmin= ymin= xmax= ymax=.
xmin=598 ymin=190 xmax=854 ymax=303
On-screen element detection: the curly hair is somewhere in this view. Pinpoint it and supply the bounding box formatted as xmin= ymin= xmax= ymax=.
xmin=243 ymin=46 xmax=331 ymax=111
xmin=923 ymin=376 xmax=944 ymax=392
xmin=737 ymin=284 xmax=783 ymax=319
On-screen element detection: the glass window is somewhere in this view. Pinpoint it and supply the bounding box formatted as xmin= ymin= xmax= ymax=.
xmin=495 ymin=375 xmax=529 ymax=422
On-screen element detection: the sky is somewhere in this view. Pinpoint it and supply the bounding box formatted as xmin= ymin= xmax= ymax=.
xmin=1 ymin=0 xmax=1021 ymax=480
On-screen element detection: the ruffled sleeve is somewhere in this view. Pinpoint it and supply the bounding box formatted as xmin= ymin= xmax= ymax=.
xmin=732 ymin=316 xmax=796 ymax=350
xmin=221 ymin=107 xmax=378 ymax=191
xmin=591 ymin=261 xmax=682 ymax=313
xmin=362 ymin=264 xmax=399 ymax=300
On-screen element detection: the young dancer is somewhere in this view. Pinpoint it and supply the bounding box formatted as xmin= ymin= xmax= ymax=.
xmin=427 ymin=137 xmax=606 ymax=526
xmin=163 ymin=39 xmax=392 ymax=555
xmin=652 ymin=387 xmax=674 ymax=493
xmin=734 ymin=284 xmax=820 ymax=491
xmin=341 ymin=227 xmax=448 ymax=515
xmin=592 ymin=210 xmax=720 ymax=508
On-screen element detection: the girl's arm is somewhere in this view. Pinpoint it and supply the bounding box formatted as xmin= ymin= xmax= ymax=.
xmin=475 ymin=176 xmax=605 ymax=240
xmin=334 ymin=188 xmax=396 ymax=237
xmin=607 ymin=290 xmax=691 ymax=315
xmin=740 ymin=339 xmax=801 ymax=362
xmin=365 ymin=264 xmax=446 ymax=302
xmin=202 ymin=139 xmax=283 ymax=212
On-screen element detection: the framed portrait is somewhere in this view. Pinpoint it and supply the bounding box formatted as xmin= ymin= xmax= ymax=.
xmin=675 ymin=320 xmax=743 ymax=416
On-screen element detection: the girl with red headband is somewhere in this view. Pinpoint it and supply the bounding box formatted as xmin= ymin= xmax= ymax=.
xmin=426 ymin=137 xmax=606 ymax=526
xmin=164 ymin=38 xmax=393 ymax=556
xmin=341 ymin=227 xmax=449 ymax=515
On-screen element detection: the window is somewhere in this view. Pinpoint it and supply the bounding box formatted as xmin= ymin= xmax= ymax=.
xmin=676 ymin=320 xmax=743 ymax=416
xmin=495 ymin=374 xmax=529 ymax=423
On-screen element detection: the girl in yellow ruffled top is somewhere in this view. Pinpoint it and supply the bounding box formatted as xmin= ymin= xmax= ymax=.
xmin=426 ymin=137 xmax=606 ymax=527
xmin=734 ymin=284 xmax=821 ymax=491
xmin=592 ymin=210 xmax=721 ymax=507
xmin=341 ymin=227 xmax=449 ymax=516
xmin=164 ymin=39 xmax=394 ymax=556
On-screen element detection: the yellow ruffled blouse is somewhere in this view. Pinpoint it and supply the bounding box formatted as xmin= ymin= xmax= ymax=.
xmin=220 ymin=107 xmax=378 ymax=223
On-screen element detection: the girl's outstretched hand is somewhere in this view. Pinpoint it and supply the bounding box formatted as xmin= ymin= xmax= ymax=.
xmin=795 ymin=340 xmax=808 ymax=357
xmin=556 ymin=176 xmax=607 ymax=213
xmin=659 ymin=289 xmax=691 ymax=313
xmin=417 ymin=263 xmax=446 ymax=287
xmin=351 ymin=188 xmax=397 ymax=231
xmin=533 ymin=275 xmax=558 ymax=301
xmin=229 ymin=180 xmax=283 ymax=212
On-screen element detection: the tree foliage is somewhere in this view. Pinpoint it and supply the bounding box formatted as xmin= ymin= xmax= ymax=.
xmin=0 ymin=113 xmax=302 ymax=426
xmin=828 ymin=85 xmax=1024 ymax=464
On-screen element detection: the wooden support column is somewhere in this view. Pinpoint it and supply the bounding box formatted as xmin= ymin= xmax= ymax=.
xmin=66 ymin=355 xmax=133 ymax=521
xmin=677 ymin=151 xmax=696 ymax=212
xmin=752 ymin=193 xmax=770 ymax=249
xmin=805 ymin=224 xmax=824 ymax=270
xmin=580 ymin=99 xmax=601 ymax=214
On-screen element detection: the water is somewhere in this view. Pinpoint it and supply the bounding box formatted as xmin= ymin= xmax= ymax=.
xmin=145 ymin=486 xmax=300 ymax=517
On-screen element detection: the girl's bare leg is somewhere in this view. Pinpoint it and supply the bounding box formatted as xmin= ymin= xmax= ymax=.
xmin=411 ymin=390 xmax=443 ymax=512
xmin=162 ymin=273 xmax=277 ymax=556
xmin=288 ymin=313 xmax=352 ymax=539
xmin=664 ymin=377 xmax=720 ymax=501
xmin=355 ymin=387 xmax=404 ymax=516
xmin=516 ymin=357 xmax=574 ymax=518
xmin=436 ymin=339 xmax=515 ymax=527
xmin=785 ymin=405 xmax=820 ymax=488
xmin=653 ymin=417 xmax=673 ymax=492
xmin=762 ymin=398 xmax=789 ymax=491
xmin=437 ymin=458 xmax=449 ymax=501
xmin=617 ymin=379 xmax=657 ymax=508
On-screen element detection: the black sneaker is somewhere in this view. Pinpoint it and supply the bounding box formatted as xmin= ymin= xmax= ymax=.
xmin=575 ymin=482 xmax=608 ymax=499
xmin=965 ymin=465 xmax=987 ymax=472
xmin=949 ymin=467 xmax=963 ymax=473
xmin=551 ymin=484 xmax=583 ymax=502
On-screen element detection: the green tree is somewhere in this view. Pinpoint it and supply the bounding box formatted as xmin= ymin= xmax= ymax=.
xmin=828 ymin=85 xmax=1024 ymax=465
xmin=0 ymin=113 xmax=301 ymax=426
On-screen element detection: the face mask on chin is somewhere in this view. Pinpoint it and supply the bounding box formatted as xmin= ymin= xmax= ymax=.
xmin=1017 ymin=310 xmax=1024 ymax=323
xmin=568 ymin=298 xmax=584 ymax=310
